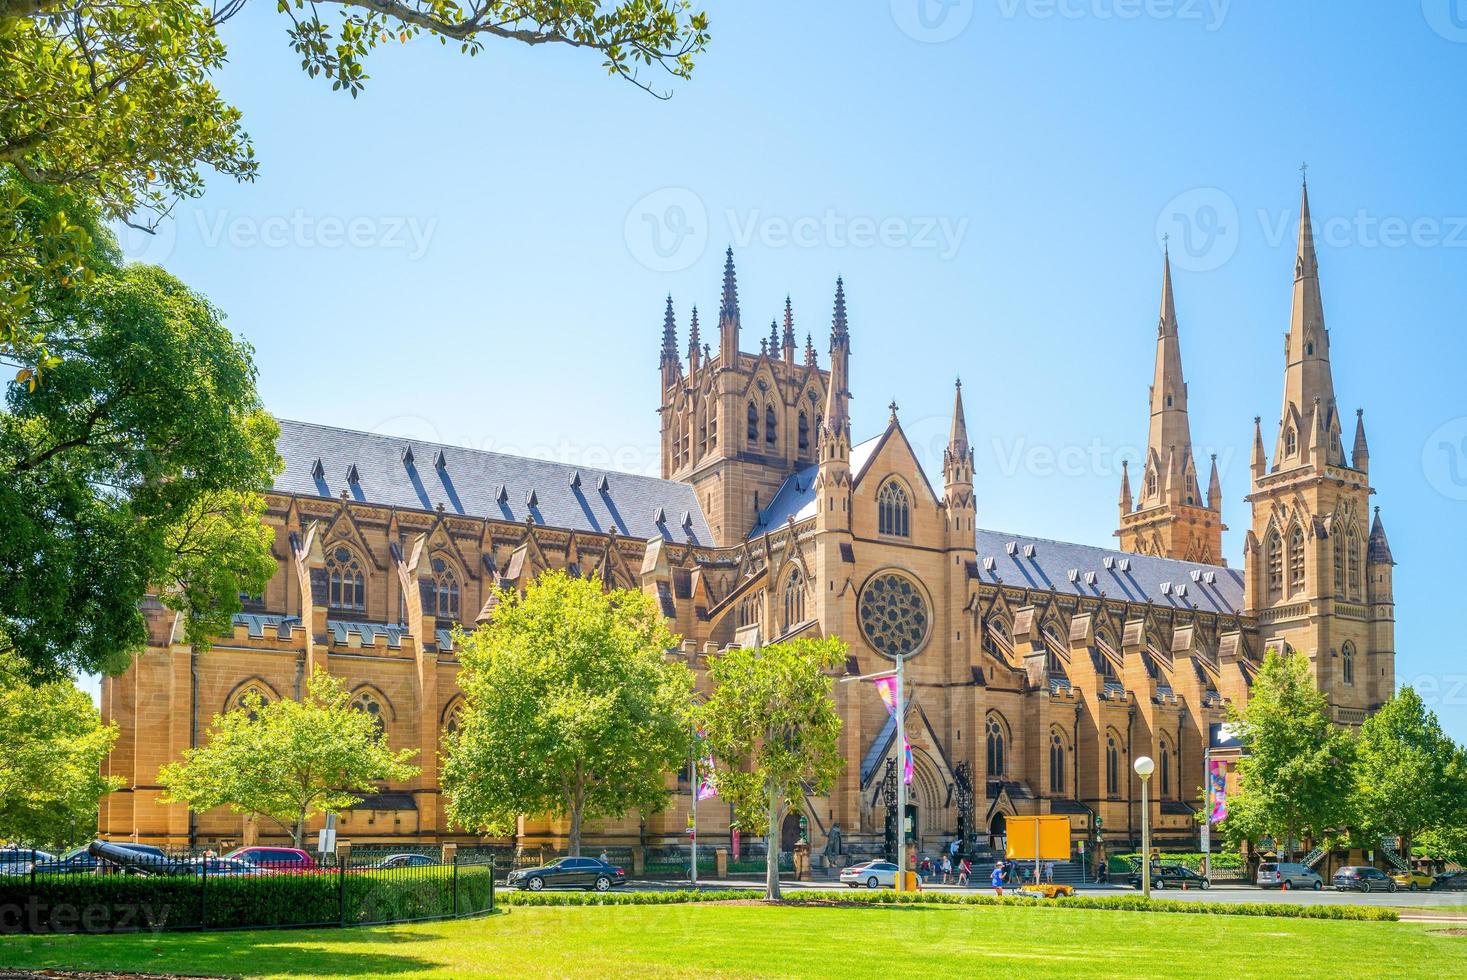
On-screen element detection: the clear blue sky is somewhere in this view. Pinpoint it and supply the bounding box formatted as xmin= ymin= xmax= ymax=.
xmin=122 ymin=1 xmax=1467 ymax=740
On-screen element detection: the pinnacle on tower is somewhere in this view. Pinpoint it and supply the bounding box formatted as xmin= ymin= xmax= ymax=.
xmin=1276 ymin=176 xmax=1344 ymax=467
xmin=660 ymin=294 xmax=680 ymax=388
xmin=831 ymin=276 xmax=849 ymax=342
xmin=1251 ymin=415 xmax=1268 ymax=480
xmin=1141 ymin=249 xmax=1200 ymax=509
xmin=823 ymin=277 xmax=851 ymax=438
xmin=1367 ymin=507 xmax=1394 ymax=565
xmin=687 ymin=305 xmax=701 ymax=371
xmin=1207 ymin=454 xmax=1222 ymax=510
xmin=769 ymin=318 xmax=779 ymax=356
xmin=782 ymin=296 xmax=796 ymax=363
xmin=718 ymin=247 xmax=740 ymax=363
xmin=948 ymin=378 xmax=969 ymax=457
xmin=1352 ymin=407 xmax=1369 ymax=471
xmin=1119 ymin=459 xmax=1134 ymax=517
xmin=805 ymin=332 xmax=816 ymax=367
xmin=944 ymin=378 xmax=974 ymax=494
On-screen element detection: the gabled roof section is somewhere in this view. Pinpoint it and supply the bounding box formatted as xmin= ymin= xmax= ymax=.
xmin=274 ymin=420 xmax=711 ymax=544
xmin=749 ymin=435 xmax=883 ymax=535
xmin=972 ymin=528 xmax=1244 ymax=614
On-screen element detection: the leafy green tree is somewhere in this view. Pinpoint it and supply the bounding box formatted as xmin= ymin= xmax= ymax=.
xmin=695 ymin=636 xmax=845 ymax=900
xmin=160 ymin=670 xmax=419 ymax=846
xmin=0 ymin=0 xmax=709 ymax=354
xmin=1 ymin=197 xmax=279 ymax=678
xmin=1415 ymin=825 xmax=1467 ymax=867
xmin=1353 ymin=687 xmax=1467 ymax=860
xmin=1222 ymin=649 xmax=1355 ymax=860
xmin=0 ymin=656 xmax=120 ymax=850
xmin=442 ymin=571 xmax=692 ymax=856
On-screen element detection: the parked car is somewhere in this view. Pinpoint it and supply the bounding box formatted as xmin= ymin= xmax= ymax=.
xmin=30 ymin=842 xmax=169 ymax=875
xmin=0 ymin=848 xmax=54 ymax=875
xmin=1333 ymin=866 xmax=1397 ymax=893
xmin=372 ymin=854 xmax=440 ymax=870
xmin=506 ymin=856 xmax=626 ymax=892
xmin=1392 ymin=869 xmax=1435 ymax=892
xmin=1129 ymin=864 xmax=1211 ymax=890
xmin=839 ymin=860 xmax=900 ymax=889
xmin=1257 ymin=861 xmax=1323 ymax=890
xmin=222 ymin=846 xmax=317 ymax=870
xmin=188 ymin=857 xmax=267 ymax=876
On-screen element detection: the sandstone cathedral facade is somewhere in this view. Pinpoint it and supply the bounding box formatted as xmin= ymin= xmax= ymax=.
xmin=100 ymin=181 xmax=1396 ymax=861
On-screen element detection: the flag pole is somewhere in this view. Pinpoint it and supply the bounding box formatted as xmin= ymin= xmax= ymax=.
xmin=690 ymin=721 xmax=698 ymax=885
xmin=895 ymin=651 xmax=906 ymax=892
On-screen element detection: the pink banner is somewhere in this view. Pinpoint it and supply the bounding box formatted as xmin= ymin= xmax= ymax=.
xmin=695 ymin=728 xmax=717 ymax=801
xmin=1208 ymin=759 xmax=1228 ymax=824
xmin=872 ymin=676 xmax=912 ymax=785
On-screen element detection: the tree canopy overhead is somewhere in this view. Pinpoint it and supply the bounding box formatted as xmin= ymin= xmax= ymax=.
xmin=442 ymin=570 xmax=693 ymax=856
xmin=0 ymin=0 xmax=709 ymax=356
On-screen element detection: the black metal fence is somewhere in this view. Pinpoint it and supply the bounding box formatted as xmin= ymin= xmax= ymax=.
xmin=0 ymin=851 xmax=495 ymax=934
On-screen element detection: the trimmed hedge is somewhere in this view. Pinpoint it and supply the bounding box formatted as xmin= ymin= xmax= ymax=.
xmin=498 ymin=887 xmax=1397 ymax=921
xmin=0 ymin=865 xmax=495 ymax=933
xmin=1108 ymin=852 xmax=1245 ymax=873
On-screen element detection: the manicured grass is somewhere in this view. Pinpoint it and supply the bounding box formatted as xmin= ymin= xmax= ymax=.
xmin=0 ymin=903 xmax=1457 ymax=978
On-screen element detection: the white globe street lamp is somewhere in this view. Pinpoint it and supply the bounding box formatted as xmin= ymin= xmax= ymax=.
xmin=1134 ymin=756 xmax=1155 ymax=898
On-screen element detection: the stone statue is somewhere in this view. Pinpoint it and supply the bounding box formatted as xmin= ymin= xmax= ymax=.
xmin=822 ymin=821 xmax=844 ymax=863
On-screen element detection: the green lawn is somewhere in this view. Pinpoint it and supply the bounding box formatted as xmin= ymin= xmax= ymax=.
xmin=0 ymin=904 xmax=1458 ymax=979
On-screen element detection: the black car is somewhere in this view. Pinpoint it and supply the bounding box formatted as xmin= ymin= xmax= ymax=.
xmin=373 ymin=853 xmax=440 ymax=870
xmin=31 ymin=842 xmax=170 ymax=875
xmin=1128 ymin=863 xmax=1211 ymax=890
xmin=507 ymin=856 xmax=627 ymax=892
xmin=1333 ymin=866 xmax=1397 ymax=893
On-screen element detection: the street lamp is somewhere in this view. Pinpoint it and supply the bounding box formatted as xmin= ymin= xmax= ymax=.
xmin=1133 ymin=755 xmax=1155 ymax=899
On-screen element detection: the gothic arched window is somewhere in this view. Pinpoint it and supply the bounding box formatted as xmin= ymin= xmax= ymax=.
xmin=1342 ymin=640 xmax=1356 ymax=686
xmin=986 ymin=715 xmax=1007 ymax=777
xmin=798 ymin=411 xmax=810 ymax=452
xmin=765 ymin=404 xmax=777 ymax=447
xmin=877 ymin=479 xmax=910 ymax=537
xmin=1267 ymin=530 xmax=1284 ymax=599
xmin=1049 ymin=730 xmax=1066 ymax=794
xmin=232 ymin=684 xmax=272 ymax=722
xmin=351 ymin=691 xmax=387 ymax=737
xmin=1145 ymin=467 xmax=1158 ymax=499
xmin=1106 ymin=734 xmax=1120 ymax=797
xmin=1347 ymin=527 xmax=1362 ymax=601
xmin=444 ymin=701 xmax=465 ymax=737
xmin=782 ymin=567 xmax=805 ymax=630
xmin=1285 ymin=426 xmax=1298 ymax=457
xmin=746 ymin=401 xmax=758 ymax=442
xmin=430 ymin=556 xmax=460 ymax=620
xmin=1289 ymin=525 xmax=1306 ymax=593
xmin=326 ymin=546 xmax=366 ymax=613
xmin=1333 ymin=528 xmax=1346 ymax=599
xmin=1160 ymin=739 xmax=1172 ymax=798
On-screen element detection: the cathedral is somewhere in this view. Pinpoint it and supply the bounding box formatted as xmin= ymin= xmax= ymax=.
xmin=100 ymin=180 xmax=1396 ymax=861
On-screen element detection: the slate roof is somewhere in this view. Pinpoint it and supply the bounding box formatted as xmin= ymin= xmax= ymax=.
xmin=750 ymin=436 xmax=883 ymax=534
xmin=972 ymin=528 xmax=1244 ymax=615
xmin=274 ymin=419 xmax=710 ymax=545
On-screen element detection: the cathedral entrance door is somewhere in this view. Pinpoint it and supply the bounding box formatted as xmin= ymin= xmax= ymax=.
xmin=990 ymin=812 xmax=1007 ymax=854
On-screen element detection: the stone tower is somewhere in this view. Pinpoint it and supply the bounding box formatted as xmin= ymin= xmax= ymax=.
xmin=1116 ymin=247 xmax=1226 ymax=563
xmin=658 ymin=250 xmax=830 ymax=545
xmin=1242 ymin=179 xmax=1396 ymax=724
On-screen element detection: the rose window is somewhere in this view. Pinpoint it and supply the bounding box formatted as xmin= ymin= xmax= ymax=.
xmin=858 ymin=572 xmax=930 ymax=658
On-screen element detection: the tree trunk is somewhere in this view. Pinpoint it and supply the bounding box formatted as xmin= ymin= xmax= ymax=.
xmin=294 ymin=808 xmax=307 ymax=849
xmin=569 ymin=797 xmax=583 ymax=857
xmin=765 ymin=783 xmax=782 ymax=901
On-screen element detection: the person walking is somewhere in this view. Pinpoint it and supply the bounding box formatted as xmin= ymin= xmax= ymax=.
xmin=957 ymin=857 xmax=972 ymax=887
xmin=941 ymin=854 xmax=952 ymax=884
xmin=1044 ymin=860 xmax=1054 ymax=884
xmin=991 ymin=861 xmax=1005 ymax=897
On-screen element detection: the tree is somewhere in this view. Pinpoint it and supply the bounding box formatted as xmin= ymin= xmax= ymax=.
xmin=442 ymin=571 xmax=692 ymax=856
xmin=0 ymin=180 xmax=279 ymax=679
xmin=1222 ymin=649 xmax=1355 ymax=860
xmin=1353 ymin=687 xmax=1467 ymax=861
xmin=695 ymin=636 xmax=845 ymax=900
xmin=0 ymin=0 xmax=709 ymax=354
xmin=0 ymin=656 xmax=120 ymax=850
xmin=159 ymin=670 xmax=418 ymax=846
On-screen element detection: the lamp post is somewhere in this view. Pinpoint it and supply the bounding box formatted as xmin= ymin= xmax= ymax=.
xmin=1133 ymin=755 xmax=1155 ymax=899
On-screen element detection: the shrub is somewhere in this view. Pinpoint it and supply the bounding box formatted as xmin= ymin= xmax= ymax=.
xmin=1108 ymin=852 xmax=1244 ymax=874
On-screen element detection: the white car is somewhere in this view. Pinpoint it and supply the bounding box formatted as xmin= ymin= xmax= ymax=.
xmin=840 ymin=860 xmax=899 ymax=889
xmin=0 ymin=848 xmax=54 ymax=875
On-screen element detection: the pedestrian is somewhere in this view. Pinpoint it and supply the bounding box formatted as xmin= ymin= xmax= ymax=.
xmin=991 ymin=861 xmax=1005 ymax=897
xmin=939 ymin=854 xmax=950 ymax=884
xmin=949 ymin=838 xmax=959 ymax=862
xmin=599 ymin=849 xmax=609 ymax=864
xmin=958 ymin=857 xmax=971 ymax=887
xmin=1044 ymin=860 xmax=1054 ymax=884
xmin=920 ymin=856 xmax=933 ymax=880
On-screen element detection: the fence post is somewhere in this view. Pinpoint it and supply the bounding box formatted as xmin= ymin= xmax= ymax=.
xmin=489 ymin=858 xmax=496 ymax=914
xmin=338 ymin=850 xmax=347 ymax=928
xmin=199 ymin=856 xmax=208 ymax=930
xmin=453 ymin=853 xmax=460 ymax=917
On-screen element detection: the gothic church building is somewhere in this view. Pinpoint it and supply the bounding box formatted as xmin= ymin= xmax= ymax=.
xmin=100 ymin=181 xmax=1396 ymax=859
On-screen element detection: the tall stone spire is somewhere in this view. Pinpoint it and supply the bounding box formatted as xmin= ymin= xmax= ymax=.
xmin=1118 ymin=459 xmax=1134 ymax=520
xmin=948 ymin=378 xmax=969 ymax=458
xmin=1352 ymin=408 xmax=1369 ymax=472
xmin=1140 ymin=247 xmax=1200 ymax=510
xmin=1207 ymin=453 xmax=1222 ymax=510
xmin=943 ymin=378 xmax=975 ymax=536
xmin=1276 ymin=176 xmax=1345 ymax=468
xmin=1115 ymin=248 xmax=1224 ymax=563
xmin=804 ymin=332 xmax=816 ymax=367
xmin=782 ymin=296 xmax=796 ymax=363
xmin=659 ymin=294 xmax=680 ymax=389
xmin=686 ymin=305 xmax=701 ymax=373
xmin=823 ymin=277 xmax=851 ymax=437
xmin=718 ymin=247 xmax=740 ymax=365
xmin=1251 ymin=415 xmax=1267 ymax=481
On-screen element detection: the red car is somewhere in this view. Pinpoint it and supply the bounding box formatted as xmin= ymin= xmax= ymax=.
xmin=222 ymin=846 xmax=317 ymax=872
